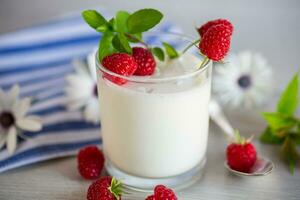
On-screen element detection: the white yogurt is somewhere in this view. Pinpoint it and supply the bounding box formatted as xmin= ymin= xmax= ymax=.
xmin=98 ymin=53 xmax=211 ymax=178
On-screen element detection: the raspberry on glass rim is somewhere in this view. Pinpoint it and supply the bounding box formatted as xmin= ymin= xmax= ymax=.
xmin=197 ymin=18 xmax=233 ymax=37
xmin=101 ymin=53 xmax=138 ymax=85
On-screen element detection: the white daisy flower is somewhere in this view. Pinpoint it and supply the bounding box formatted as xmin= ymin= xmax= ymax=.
xmin=65 ymin=50 xmax=100 ymax=124
xmin=0 ymin=85 xmax=42 ymax=154
xmin=213 ymin=51 xmax=273 ymax=109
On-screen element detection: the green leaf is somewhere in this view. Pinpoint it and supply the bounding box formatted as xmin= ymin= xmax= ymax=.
xmin=98 ymin=31 xmax=116 ymax=61
xmin=282 ymin=137 xmax=299 ymax=174
xmin=96 ymin=24 xmax=108 ymax=32
xmin=115 ymin=11 xmax=130 ymax=33
xmin=127 ymin=9 xmax=163 ymax=33
xmin=151 ymin=47 xmax=165 ymax=61
xmin=112 ymin=33 xmax=132 ymax=54
xmin=290 ymin=133 xmax=300 ymax=145
xmin=82 ymin=10 xmax=107 ymax=30
xmin=277 ymin=73 xmax=299 ymax=116
xmin=162 ymin=42 xmax=179 ymax=59
xmin=260 ymin=127 xmax=285 ymax=144
xmin=108 ymin=18 xmax=117 ymax=31
xmin=262 ymin=112 xmax=298 ymax=132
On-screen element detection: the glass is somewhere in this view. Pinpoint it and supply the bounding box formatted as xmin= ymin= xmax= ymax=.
xmin=96 ymin=32 xmax=212 ymax=191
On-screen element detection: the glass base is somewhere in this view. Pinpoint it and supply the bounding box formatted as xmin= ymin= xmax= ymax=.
xmin=105 ymin=157 xmax=206 ymax=192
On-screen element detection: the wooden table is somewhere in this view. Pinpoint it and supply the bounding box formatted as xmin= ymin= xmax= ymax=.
xmin=0 ymin=111 xmax=299 ymax=200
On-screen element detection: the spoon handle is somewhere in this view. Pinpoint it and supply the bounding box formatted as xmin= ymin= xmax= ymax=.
xmin=209 ymin=99 xmax=235 ymax=138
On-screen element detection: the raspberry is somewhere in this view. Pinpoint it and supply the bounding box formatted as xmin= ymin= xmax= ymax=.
xmin=199 ymin=24 xmax=232 ymax=61
xmin=77 ymin=146 xmax=104 ymax=180
xmin=197 ymin=19 xmax=233 ymax=37
xmin=145 ymin=185 xmax=177 ymax=200
xmin=87 ymin=176 xmax=122 ymax=200
xmin=145 ymin=195 xmax=156 ymax=200
xmin=102 ymin=53 xmax=138 ymax=85
xmin=226 ymin=132 xmax=257 ymax=173
xmin=132 ymin=47 xmax=156 ymax=76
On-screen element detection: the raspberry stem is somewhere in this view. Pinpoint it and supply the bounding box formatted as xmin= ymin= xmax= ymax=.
xmin=199 ymin=56 xmax=210 ymax=69
xmin=108 ymin=177 xmax=123 ymax=200
xmin=181 ymin=38 xmax=201 ymax=55
xmin=124 ymin=33 xmax=149 ymax=49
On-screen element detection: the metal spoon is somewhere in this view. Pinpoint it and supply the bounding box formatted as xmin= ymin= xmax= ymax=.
xmin=209 ymin=99 xmax=274 ymax=176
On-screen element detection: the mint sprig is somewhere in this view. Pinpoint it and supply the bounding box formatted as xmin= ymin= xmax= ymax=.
xmin=82 ymin=8 xmax=180 ymax=62
xmin=260 ymin=73 xmax=300 ymax=173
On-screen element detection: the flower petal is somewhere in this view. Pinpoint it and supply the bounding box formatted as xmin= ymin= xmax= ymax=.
xmin=13 ymin=97 xmax=31 ymax=119
xmin=0 ymin=132 xmax=7 ymax=150
xmin=72 ymin=59 xmax=90 ymax=76
xmin=83 ymin=98 xmax=100 ymax=124
xmin=87 ymin=49 xmax=97 ymax=81
xmin=6 ymin=126 xmax=17 ymax=154
xmin=9 ymin=84 xmax=20 ymax=100
xmin=16 ymin=116 xmax=42 ymax=132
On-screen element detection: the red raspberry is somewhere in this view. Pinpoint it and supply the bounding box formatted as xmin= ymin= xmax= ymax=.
xmin=197 ymin=19 xmax=233 ymax=37
xmin=77 ymin=146 xmax=104 ymax=180
xmin=87 ymin=176 xmax=122 ymax=200
xmin=132 ymin=47 xmax=156 ymax=76
xmin=199 ymin=24 xmax=232 ymax=61
xmin=226 ymin=132 xmax=257 ymax=173
xmin=145 ymin=195 xmax=156 ymax=200
xmin=102 ymin=53 xmax=138 ymax=85
xmin=154 ymin=185 xmax=177 ymax=200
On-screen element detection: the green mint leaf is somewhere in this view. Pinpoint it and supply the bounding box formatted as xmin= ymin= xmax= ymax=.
xmin=162 ymin=42 xmax=179 ymax=59
xmin=108 ymin=18 xmax=117 ymax=31
xmin=282 ymin=137 xmax=299 ymax=174
xmin=127 ymin=8 xmax=163 ymax=33
xmin=112 ymin=33 xmax=132 ymax=54
xmin=290 ymin=133 xmax=300 ymax=145
xmin=277 ymin=73 xmax=299 ymax=116
xmin=96 ymin=24 xmax=108 ymax=32
xmin=262 ymin=112 xmax=298 ymax=132
xmin=82 ymin=10 xmax=107 ymax=30
xmin=99 ymin=31 xmax=116 ymax=61
xmin=115 ymin=11 xmax=130 ymax=33
xmin=151 ymin=47 xmax=165 ymax=61
xmin=260 ymin=127 xmax=285 ymax=144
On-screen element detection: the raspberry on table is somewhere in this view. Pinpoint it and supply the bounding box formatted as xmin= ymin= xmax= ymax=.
xmin=77 ymin=146 xmax=104 ymax=180
xmin=87 ymin=176 xmax=122 ymax=200
xmin=145 ymin=185 xmax=177 ymax=200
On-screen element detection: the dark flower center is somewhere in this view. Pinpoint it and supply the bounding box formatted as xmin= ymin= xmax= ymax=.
xmin=237 ymin=75 xmax=252 ymax=89
xmin=0 ymin=111 xmax=15 ymax=129
xmin=93 ymin=84 xmax=98 ymax=97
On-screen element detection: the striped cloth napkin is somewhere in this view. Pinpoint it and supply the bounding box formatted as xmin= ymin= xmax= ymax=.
xmin=0 ymin=10 xmax=182 ymax=173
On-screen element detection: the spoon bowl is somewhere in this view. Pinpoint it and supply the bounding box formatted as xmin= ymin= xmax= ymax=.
xmin=225 ymin=157 xmax=274 ymax=176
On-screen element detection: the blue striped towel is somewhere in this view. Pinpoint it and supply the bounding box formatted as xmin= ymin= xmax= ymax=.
xmin=0 ymin=10 xmax=182 ymax=173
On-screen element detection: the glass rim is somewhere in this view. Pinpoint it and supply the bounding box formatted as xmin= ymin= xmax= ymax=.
xmin=95 ymin=32 xmax=212 ymax=83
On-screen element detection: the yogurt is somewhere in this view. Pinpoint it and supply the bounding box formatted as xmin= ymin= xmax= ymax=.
xmin=97 ymin=53 xmax=211 ymax=178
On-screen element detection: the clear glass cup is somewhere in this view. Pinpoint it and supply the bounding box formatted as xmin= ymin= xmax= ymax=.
xmin=96 ymin=32 xmax=212 ymax=191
